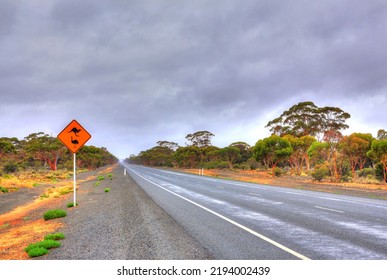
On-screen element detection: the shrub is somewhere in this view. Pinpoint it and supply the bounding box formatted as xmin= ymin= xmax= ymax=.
xmin=375 ymin=163 xmax=387 ymax=182
xmin=67 ymin=202 xmax=79 ymax=208
xmin=312 ymin=164 xmax=330 ymax=182
xmin=273 ymin=167 xmax=283 ymax=177
xmin=44 ymin=232 xmax=65 ymax=241
xmin=108 ymin=173 xmax=113 ymax=180
xmin=0 ymin=186 xmax=9 ymax=193
xmin=97 ymin=175 xmax=105 ymax=181
xmin=43 ymin=209 xmax=67 ymax=221
xmin=357 ymin=168 xmax=375 ymax=178
xmin=25 ymin=240 xmax=61 ymax=252
xmin=3 ymin=162 xmax=18 ymax=174
xmin=104 ymin=188 xmax=110 ymax=193
xmin=26 ymin=247 xmax=48 ymax=258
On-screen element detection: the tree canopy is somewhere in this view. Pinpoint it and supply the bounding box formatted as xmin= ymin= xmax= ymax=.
xmin=266 ymin=101 xmax=351 ymax=140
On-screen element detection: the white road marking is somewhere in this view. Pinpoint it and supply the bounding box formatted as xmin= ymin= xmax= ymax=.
xmin=249 ymin=192 xmax=262 ymax=197
xmin=128 ymin=166 xmax=310 ymax=260
xmin=314 ymin=206 xmax=344 ymax=214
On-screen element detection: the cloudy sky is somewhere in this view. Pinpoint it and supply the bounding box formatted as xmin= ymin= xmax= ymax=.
xmin=1 ymin=0 xmax=386 ymax=158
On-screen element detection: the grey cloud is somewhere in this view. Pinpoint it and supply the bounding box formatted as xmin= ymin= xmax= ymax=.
xmin=1 ymin=0 xmax=386 ymax=157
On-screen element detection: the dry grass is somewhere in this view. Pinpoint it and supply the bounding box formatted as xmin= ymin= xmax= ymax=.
xmin=0 ymin=219 xmax=63 ymax=260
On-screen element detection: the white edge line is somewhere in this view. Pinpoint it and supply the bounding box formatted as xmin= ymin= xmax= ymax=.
xmin=314 ymin=206 xmax=344 ymax=214
xmin=128 ymin=166 xmax=310 ymax=260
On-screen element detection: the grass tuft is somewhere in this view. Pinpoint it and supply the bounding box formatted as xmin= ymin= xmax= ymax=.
xmin=67 ymin=202 xmax=79 ymax=208
xmin=27 ymin=247 xmax=49 ymax=258
xmin=43 ymin=209 xmax=67 ymax=221
xmin=25 ymin=240 xmax=61 ymax=252
xmin=97 ymin=175 xmax=105 ymax=181
xmin=104 ymin=188 xmax=110 ymax=193
xmin=44 ymin=232 xmax=65 ymax=241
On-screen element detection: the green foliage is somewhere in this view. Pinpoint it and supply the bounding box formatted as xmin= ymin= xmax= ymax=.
xmin=44 ymin=232 xmax=65 ymax=240
xmin=265 ymin=101 xmax=350 ymax=138
xmin=375 ymin=163 xmax=386 ymax=182
xmin=357 ymin=168 xmax=375 ymax=178
xmin=253 ymin=135 xmax=292 ymax=167
xmin=104 ymin=188 xmax=111 ymax=193
xmin=185 ymin=131 xmax=214 ymax=147
xmin=311 ymin=164 xmax=330 ymax=181
xmin=67 ymin=202 xmax=79 ymax=208
xmin=26 ymin=247 xmax=49 ymax=258
xmin=108 ymin=173 xmax=113 ymax=180
xmin=43 ymin=209 xmax=67 ymax=220
xmin=97 ymin=175 xmax=105 ymax=181
xmin=0 ymin=186 xmax=9 ymax=193
xmin=3 ymin=162 xmax=18 ymax=174
xmin=25 ymin=240 xmax=61 ymax=252
xmin=367 ymin=139 xmax=387 ymax=183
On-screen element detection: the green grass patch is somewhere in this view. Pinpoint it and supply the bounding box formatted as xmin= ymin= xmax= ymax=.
xmin=44 ymin=232 xmax=65 ymax=241
xmin=26 ymin=247 xmax=49 ymax=258
xmin=67 ymin=202 xmax=79 ymax=208
xmin=97 ymin=175 xmax=105 ymax=181
xmin=104 ymin=188 xmax=111 ymax=193
xmin=24 ymin=240 xmax=61 ymax=252
xmin=94 ymin=181 xmax=101 ymax=187
xmin=0 ymin=186 xmax=9 ymax=193
xmin=43 ymin=209 xmax=67 ymax=221
xmin=108 ymin=173 xmax=113 ymax=180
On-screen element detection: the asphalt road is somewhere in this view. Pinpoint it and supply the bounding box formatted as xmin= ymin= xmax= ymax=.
xmin=124 ymin=164 xmax=387 ymax=260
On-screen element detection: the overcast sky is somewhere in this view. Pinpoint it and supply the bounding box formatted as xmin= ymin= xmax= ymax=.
xmin=1 ymin=0 xmax=386 ymax=158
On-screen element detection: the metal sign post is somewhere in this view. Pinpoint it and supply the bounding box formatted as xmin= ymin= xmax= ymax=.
xmin=58 ymin=120 xmax=91 ymax=207
xmin=73 ymin=153 xmax=76 ymax=205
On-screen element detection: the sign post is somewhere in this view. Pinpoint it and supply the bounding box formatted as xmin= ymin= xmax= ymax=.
xmin=57 ymin=120 xmax=91 ymax=206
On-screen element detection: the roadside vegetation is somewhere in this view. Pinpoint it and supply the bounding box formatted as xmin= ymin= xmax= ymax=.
xmin=24 ymin=232 xmax=65 ymax=258
xmin=0 ymin=132 xmax=117 ymax=193
xmin=127 ymin=101 xmax=387 ymax=185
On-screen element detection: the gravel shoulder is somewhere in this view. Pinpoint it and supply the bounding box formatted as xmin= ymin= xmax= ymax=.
xmin=42 ymin=165 xmax=213 ymax=260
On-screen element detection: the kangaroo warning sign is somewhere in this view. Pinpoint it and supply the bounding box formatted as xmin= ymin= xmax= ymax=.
xmin=57 ymin=120 xmax=91 ymax=154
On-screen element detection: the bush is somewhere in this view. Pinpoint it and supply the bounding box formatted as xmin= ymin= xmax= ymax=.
xmin=375 ymin=163 xmax=386 ymax=182
xmin=26 ymin=247 xmax=48 ymax=258
xmin=104 ymin=188 xmax=110 ymax=193
xmin=97 ymin=175 xmax=105 ymax=181
xmin=273 ymin=167 xmax=283 ymax=177
xmin=25 ymin=240 xmax=61 ymax=252
xmin=43 ymin=209 xmax=67 ymax=221
xmin=0 ymin=186 xmax=9 ymax=193
xmin=67 ymin=202 xmax=79 ymax=208
xmin=108 ymin=173 xmax=113 ymax=180
xmin=3 ymin=162 xmax=18 ymax=174
xmin=312 ymin=164 xmax=330 ymax=182
xmin=357 ymin=168 xmax=375 ymax=178
xmin=44 ymin=232 xmax=65 ymax=241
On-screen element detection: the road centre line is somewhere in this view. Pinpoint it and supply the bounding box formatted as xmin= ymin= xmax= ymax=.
xmin=249 ymin=192 xmax=262 ymax=197
xmin=314 ymin=206 xmax=344 ymax=214
xmin=128 ymin=166 xmax=310 ymax=260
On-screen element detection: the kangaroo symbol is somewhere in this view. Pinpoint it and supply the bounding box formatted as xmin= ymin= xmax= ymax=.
xmin=68 ymin=127 xmax=81 ymax=136
xmin=71 ymin=137 xmax=79 ymax=146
